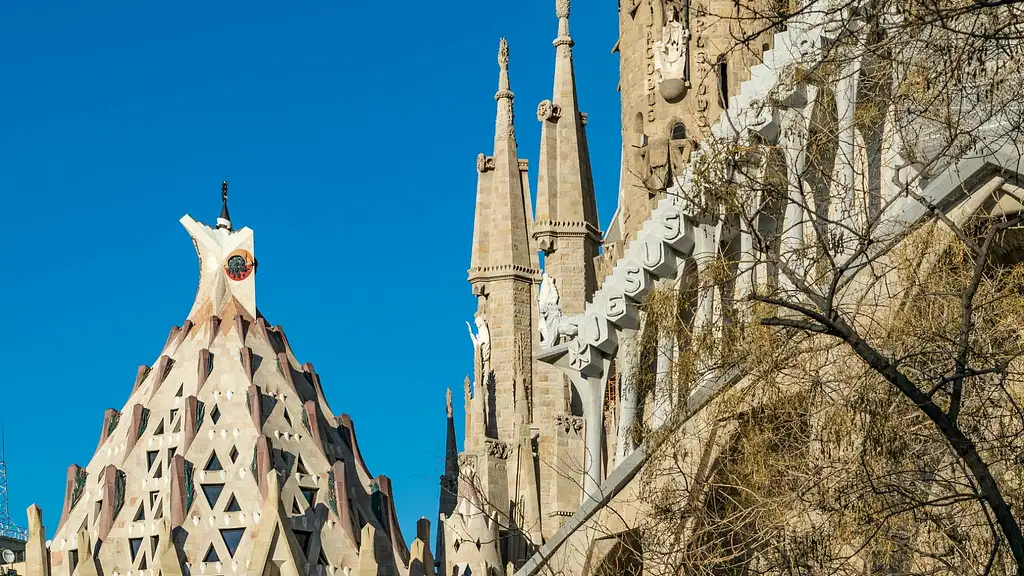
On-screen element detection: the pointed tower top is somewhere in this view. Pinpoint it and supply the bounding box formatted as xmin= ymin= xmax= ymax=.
xmin=446 ymin=387 xmax=454 ymax=419
xmin=496 ymin=38 xmax=513 ymax=100
xmin=218 ymin=180 xmax=232 ymax=231
xmin=555 ymin=0 xmax=573 ymax=45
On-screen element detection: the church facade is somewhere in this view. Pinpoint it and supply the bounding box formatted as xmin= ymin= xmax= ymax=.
xmin=16 ymin=1 xmax=1024 ymax=576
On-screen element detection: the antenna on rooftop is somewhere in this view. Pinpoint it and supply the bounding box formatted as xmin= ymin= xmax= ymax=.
xmin=0 ymin=423 xmax=28 ymax=541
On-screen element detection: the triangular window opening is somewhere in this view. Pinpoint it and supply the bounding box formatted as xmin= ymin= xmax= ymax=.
xmin=205 ymin=453 xmax=223 ymax=472
xmin=168 ymin=446 xmax=177 ymax=460
xmin=225 ymin=495 xmax=242 ymax=513
xmin=133 ymin=505 xmax=145 ymax=522
xmin=146 ymin=451 xmax=160 ymax=470
xmin=153 ymin=419 xmax=165 ymax=436
xmin=229 ymin=446 xmax=239 ymax=463
xmin=295 ymin=457 xmax=308 ymax=475
xmin=202 ymin=484 xmax=225 ymax=508
xmin=154 ymin=504 xmax=163 ymax=519
xmin=220 ymin=528 xmax=245 ymax=557
xmin=153 ymin=463 xmax=163 ymax=479
xmin=170 ymin=409 xmax=179 ymax=423
xmin=293 ymin=531 xmax=312 ymax=557
xmin=283 ymin=409 xmax=292 ymax=427
xmin=172 ymin=418 xmax=182 ymax=434
xmin=291 ymin=497 xmax=303 ymax=515
xmin=203 ymin=544 xmax=219 ymax=563
xmin=318 ymin=547 xmax=330 ymax=567
xmin=175 ymin=384 xmax=184 ymax=398
xmin=300 ymin=488 xmax=318 ymax=507
xmin=150 ymin=491 xmax=160 ymax=509
xmin=151 ymin=535 xmax=159 ymax=556
xmin=210 ymin=405 xmax=221 ymax=425
xmin=129 ymin=538 xmax=143 ymax=561
xmin=138 ymin=554 xmax=148 ymax=571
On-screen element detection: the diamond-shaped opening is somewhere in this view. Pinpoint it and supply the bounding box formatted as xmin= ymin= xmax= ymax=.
xmin=153 ymin=419 xmax=165 ymax=435
xmin=129 ymin=538 xmax=143 ymax=561
xmin=210 ymin=405 xmax=221 ymax=425
xmin=146 ymin=451 xmax=160 ymax=470
xmin=225 ymin=495 xmax=242 ymax=513
xmin=202 ymin=484 xmax=225 ymax=508
xmin=300 ymin=488 xmax=318 ymax=507
xmin=220 ymin=528 xmax=245 ymax=557
xmin=293 ymin=531 xmax=312 ymax=557
xmin=203 ymin=544 xmax=219 ymax=563
xmin=229 ymin=446 xmax=239 ymax=463
xmin=205 ymin=453 xmax=223 ymax=472
xmin=153 ymin=463 xmax=163 ymax=479
xmin=133 ymin=505 xmax=145 ymax=522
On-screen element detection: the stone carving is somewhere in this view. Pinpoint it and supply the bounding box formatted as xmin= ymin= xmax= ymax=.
xmin=553 ymin=200 xmax=697 ymax=378
xmin=467 ymin=316 xmax=491 ymax=363
xmin=486 ymin=440 xmax=513 ymax=460
xmin=555 ymin=413 xmax=585 ymax=435
xmin=655 ymin=3 xmax=689 ymax=102
xmin=555 ymin=0 xmax=570 ymax=19
xmin=446 ymin=387 xmax=454 ymax=418
xmin=539 ymin=273 xmax=579 ymax=348
xmin=476 ymin=153 xmax=496 ymax=173
xmin=537 ymin=99 xmax=562 ymax=122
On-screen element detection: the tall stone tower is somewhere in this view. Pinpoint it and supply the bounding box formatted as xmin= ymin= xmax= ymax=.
xmin=440 ymin=1 xmax=603 ymax=570
xmin=32 ymin=187 xmax=431 ymax=576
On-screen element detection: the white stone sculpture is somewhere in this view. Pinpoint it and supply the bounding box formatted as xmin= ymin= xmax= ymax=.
xmin=467 ymin=316 xmax=491 ymax=363
xmin=654 ymin=4 xmax=690 ymax=102
xmin=539 ymin=272 xmax=579 ymax=348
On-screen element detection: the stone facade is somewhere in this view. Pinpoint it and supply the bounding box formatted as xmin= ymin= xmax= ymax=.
xmin=442 ymin=0 xmax=1024 ymax=576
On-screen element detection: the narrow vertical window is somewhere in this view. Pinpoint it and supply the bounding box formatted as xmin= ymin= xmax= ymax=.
xmin=718 ymin=59 xmax=729 ymax=109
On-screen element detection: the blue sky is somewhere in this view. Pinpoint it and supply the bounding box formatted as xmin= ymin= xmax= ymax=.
xmin=0 ymin=1 xmax=621 ymax=547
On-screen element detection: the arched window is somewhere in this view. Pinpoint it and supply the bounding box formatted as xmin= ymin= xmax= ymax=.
xmin=634 ymin=113 xmax=647 ymax=147
xmin=671 ymin=123 xmax=687 ymax=140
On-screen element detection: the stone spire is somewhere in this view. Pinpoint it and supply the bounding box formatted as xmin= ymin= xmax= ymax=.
xmin=533 ymin=0 xmax=601 ymax=260
xmin=468 ymin=38 xmax=539 ymax=293
xmin=436 ymin=387 xmax=460 ymax=571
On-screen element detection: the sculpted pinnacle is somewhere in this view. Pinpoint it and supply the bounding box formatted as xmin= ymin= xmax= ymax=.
xmin=446 ymin=387 xmax=454 ymax=418
xmin=556 ymin=0 xmax=569 ymax=19
xmin=498 ymin=37 xmax=509 ymax=69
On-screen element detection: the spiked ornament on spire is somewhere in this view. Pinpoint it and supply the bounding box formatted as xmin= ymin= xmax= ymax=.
xmin=217 ymin=180 xmax=232 ymax=230
xmin=496 ymin=38 xmax=513 ymax=101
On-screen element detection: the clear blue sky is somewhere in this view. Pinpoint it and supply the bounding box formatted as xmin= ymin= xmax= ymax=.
xmin=0 ymin=0 xmax=621 ymax=548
